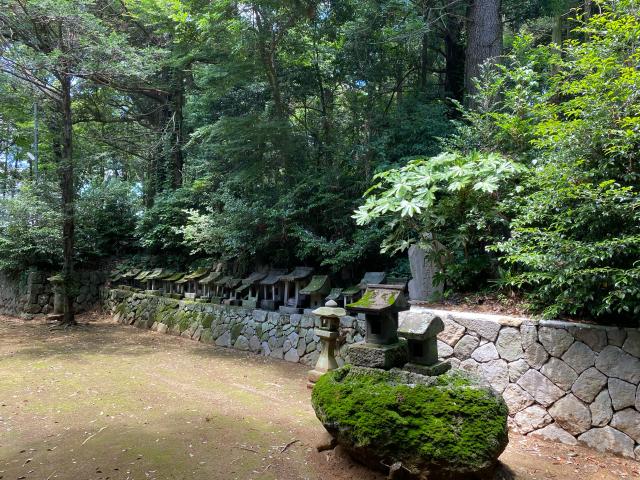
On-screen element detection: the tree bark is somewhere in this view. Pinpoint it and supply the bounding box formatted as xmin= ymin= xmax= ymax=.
xmin=59 ymin=73 xmax=75 ymax=325
xmin=170 ymin=73 xmax=184 ymax=189
xmin=464 ymin=0 xmax=502 ymax=104
xmin=444 ymin=1 xmax=465 ymax=102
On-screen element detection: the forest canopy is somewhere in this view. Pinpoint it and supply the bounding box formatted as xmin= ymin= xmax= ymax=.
xmin=0 ymin=0 xmax=638 ymax=323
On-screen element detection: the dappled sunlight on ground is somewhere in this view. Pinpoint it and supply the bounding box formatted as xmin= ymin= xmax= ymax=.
xmin=0 ymin=312 xmax=638 ymax=480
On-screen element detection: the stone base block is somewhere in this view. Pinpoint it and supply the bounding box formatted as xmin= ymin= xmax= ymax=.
xmin=260 ymin=299 xmax=279 ymax=311
xmin=346 ymin=342 xmax=407 ymax=370
xmin=403 ymin=360 xmax=451 ymax=377
xmin=184 ymin=293 xmax=197 ymax=300
xmin=308 ymin=368 xmax=326 ymax=384
xmin=145 ymin=290 xmax=161 ymax=296
xmin=279 ymin=306 xmax=302 ymax=314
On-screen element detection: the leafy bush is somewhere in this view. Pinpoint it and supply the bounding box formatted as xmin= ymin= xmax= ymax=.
xmin=75 ymin=179 xmax=141 ymax=262
xmin=0 ymin=183 xmax=62 ymax=271
xmin=353 ymin=151 xmax=524 ymax=290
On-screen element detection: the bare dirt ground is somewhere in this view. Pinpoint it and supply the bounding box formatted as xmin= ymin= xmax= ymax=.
xmin=0 ymin=313 xmax=639 ymax=480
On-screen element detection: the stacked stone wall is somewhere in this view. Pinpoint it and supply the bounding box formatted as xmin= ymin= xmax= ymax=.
xmin=0 ymin=270 xmax=107 ymax=318
xmin=105 ymin=289 xmax=364 ymax=367
xmin=105 ymin=289 xmax=640 ymax=460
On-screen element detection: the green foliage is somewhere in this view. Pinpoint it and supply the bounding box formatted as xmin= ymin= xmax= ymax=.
xmin=0 ymin=183 xmax=62 ymax=271
xmin=354 ymin=151 xmax=524 ymax=289
xmin=75 ymin=179 xmax=141 ymax=262
xmin=465 ymin=1 xmax=640 ymax=320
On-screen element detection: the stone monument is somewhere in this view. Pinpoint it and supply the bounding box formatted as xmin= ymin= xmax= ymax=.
xmin=407 ymin=243 xmax=444 ymax=302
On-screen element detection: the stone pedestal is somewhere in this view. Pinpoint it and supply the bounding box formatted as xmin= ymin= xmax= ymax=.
xmin=346 ymin=342 xmax=407 ymax=370
xmin=403 ymin=361 xmax=450 ymax=376
xmin=308 ymin=329 xmax=339 ymax=386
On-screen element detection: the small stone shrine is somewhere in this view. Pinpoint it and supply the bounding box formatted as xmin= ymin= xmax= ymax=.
xmin=300 ymin=275 xmax=331 ymax=311
xmin=197 ymin=270 xmax=221 ymax=301
xmin=345 ymin=284 xmax=408 ymax=369
xmin=134 ymin=270 xmax=151 ymax=290
xmin=144 ymin=268 xmax=165 ymax=295
xmin=341 ymin=271 xmax=386 ymax=306
xmin=258 ymin=269 xmax=287 ymax=310
xmin=119 ymin=268 xmax=140 ymax=287
xmin=397 ymin=311 xmax=450 ymax=376
xmin=162 ymin=272 xmax=184 ymax=298
xmin=278 ymin=267 xmax=314 ymax=313
xmin=236 ymin=272 xmax=267 ymax=308
xmin=178 ymin=268 xmax=209 ymax=300
xmin=307 ymin=300 xmax=345 ymax=388
xmin=222 ymin=277 xmax=243 ymax=305
xmin=212 ymin=275 xmax=231 ymax=303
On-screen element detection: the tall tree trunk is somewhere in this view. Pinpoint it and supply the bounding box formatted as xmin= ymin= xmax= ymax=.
xmin=444 ymin=1 xmax=465 ymax=102
xmin=464 ymin=0 xmax=502 ymax=105
xmin=552 ymin=14 xmax=563 ymax=45
xmin=59 ymin=74 xmax=75 ymax=325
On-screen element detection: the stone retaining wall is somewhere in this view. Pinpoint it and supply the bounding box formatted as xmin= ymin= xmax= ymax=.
xmin=416 ymin=307 xmax=640 ymax=460
xmin=105 ymin=289 xmax=640 ymax=460
xmin=0 ymin=270 xmax=107 ymax=318
xmin=105 ymin=288 xmax=365 ymax=367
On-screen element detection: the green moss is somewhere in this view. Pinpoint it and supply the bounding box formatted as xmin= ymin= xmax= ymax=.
xmin=311 ymin=366 xmax=508 ymax=475
xmin=387 ymin=293 xmax=396 ymax=304
xmin=201 ymin=314 xmax=214 ymax=329
xmin=231 ymin=322 xmax=243 ymax=342
xmin=347 ymin=291 xmax=373 ymax=308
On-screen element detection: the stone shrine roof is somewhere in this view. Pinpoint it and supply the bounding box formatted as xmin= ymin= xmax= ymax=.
xmin=198 ymin=271 xmax=222 ymax=285
xmin=259 ymin=269 xmax=287 ymax=285
xmin=164 ymin=272 xmax=185 ymax=282
xmin=120 ymin=269 xmax=141 ymax=279
xmin=134 ymin=270 xmax=152 ymax=281
xmin=300 ymin=275 xmax=331 ymax=295
xmin=358 ymin=272 xmax=386 ymax=289
xmin=144 ymin=268 xmax=165 ymax=280
xmin=397 ymin=312 xmax=444 ymax=340
xmin=346 ymin=284 xmax=407 ymax=314
xmin=279 ymin=267 xmax=314 ymax=282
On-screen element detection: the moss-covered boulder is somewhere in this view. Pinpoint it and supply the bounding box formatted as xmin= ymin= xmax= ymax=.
xmin=311 ymin=365 xmax=508 ymax=479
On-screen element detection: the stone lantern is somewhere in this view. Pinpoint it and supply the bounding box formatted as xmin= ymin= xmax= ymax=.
xmin=397 ymin=312 xmax=450 ymax=376
xmin=47 ymin=274 xmax=65 ymax=321
xmin=307 ymin=300 xmax=346 ymax=388
xmin=345 ymin=284 xmax=408 ymax=369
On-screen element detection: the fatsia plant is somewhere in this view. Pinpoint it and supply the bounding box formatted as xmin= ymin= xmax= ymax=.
xmin=353 ymin=151 xmax=524 ymax=289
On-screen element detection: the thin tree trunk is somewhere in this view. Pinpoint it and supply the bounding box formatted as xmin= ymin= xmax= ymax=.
xmin=60 ymin=73 xmax=75 ymax=325
xmin=170 ymin=69 xmax=184 ymax=189
xmin=464 ymin=0 xmax=502 ymax=105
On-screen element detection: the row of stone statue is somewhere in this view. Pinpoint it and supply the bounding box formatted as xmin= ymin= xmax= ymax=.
xmin=110 ymin=265 xmax=408 ymax=313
